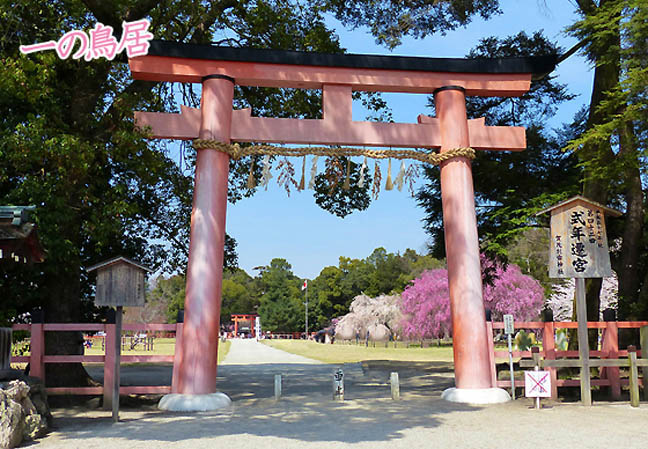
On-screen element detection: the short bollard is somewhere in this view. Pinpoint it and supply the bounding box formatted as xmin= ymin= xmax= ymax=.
xmin=628 ymin=346 xmax=640 ymax=408
xmin=333 ymin=368 xmax=344 ymax=401
xmin=390 ymin=372 xmax=400 ymax=400
xmin=274 ymin=374 xmax=282 ymax=400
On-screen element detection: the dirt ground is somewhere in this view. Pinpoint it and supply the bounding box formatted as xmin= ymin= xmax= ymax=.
xmin=38 ymin=339 xmax=648 ymax=449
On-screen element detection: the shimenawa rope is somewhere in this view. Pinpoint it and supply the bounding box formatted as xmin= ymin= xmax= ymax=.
xmin=192 ymin=140 xmax=476 ymax=165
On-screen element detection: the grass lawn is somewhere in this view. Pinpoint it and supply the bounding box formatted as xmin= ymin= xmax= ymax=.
xmin=11 ymin=337 xmax=231 ymax=369
xmin=83 ymin=337 xmax=230 ymax=363
xmin=262 ymin=340 xmax=455 ymax=364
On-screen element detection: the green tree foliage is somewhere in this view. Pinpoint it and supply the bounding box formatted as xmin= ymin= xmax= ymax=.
xmin=565 ymin=1 xmax=648 ymax=320
xmin=308 ymin=265 xmax=345 ymax=329
xmin=323 ymin=0 xmax=501 ymax=49
xmin=333 ymin=0 xmax=648 ymax=324
xmin=146 ymin=275 xmax=187 ymax=324
xmin=504 ymin=228 xmax=554 ymax=297
xmin=149 ymin=247 xmax=442 ymax=332
xmin=416 ymin=32 xmax=581 ymax=261
xmin=312 ymin=158 xmax=372 ymax=218
xmin=0 ymin=0 xmax=345 ymax=384
xmin=220 ymin=268 xmax=261 ymax=320
xmin=257 ymin=258 xmax=303 ymax=332
xmin=308 ymin=247 xmax=444 ymax=328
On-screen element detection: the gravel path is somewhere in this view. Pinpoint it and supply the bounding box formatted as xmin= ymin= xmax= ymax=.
xmin=221 ymin=338 xmax=322 ymax=365
xmin=40 ymin=339 xmax=648 ymax=448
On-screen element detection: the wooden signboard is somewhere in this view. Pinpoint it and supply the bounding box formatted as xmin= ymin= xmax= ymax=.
xmin=539 ymin=196 xmax=621 ymax=279
xmin=87 ymin=256 xmax=152 ymax=307
xmin=87 ymin=256 xmax=152 ymax=422
xmin=537 ymin=196 xmax=621 ymax=406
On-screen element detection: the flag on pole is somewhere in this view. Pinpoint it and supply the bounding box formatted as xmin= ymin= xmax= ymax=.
xmin=302 ymin=280 xmax=308 ymax=291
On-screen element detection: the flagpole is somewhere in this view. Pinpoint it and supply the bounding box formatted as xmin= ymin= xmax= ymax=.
xmin=304 ymin=281 xmax=308 ymax=339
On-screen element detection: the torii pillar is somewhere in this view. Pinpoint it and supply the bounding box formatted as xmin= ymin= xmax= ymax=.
xmin=435 ymin=86 xmax=502 ymax=401
xmin=159 ymin=75 xmax=235 ymax=411
xmin=130 ymin=41 xmax=556 ymax=410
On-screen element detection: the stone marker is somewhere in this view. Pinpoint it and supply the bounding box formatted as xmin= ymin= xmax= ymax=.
xmin=333 ymin=369 xmax=344 ymax=401
xmin=274 ymin=374 xmax=282 ymax=400
xmin=390 ymin=372 xmax=400 ymax=400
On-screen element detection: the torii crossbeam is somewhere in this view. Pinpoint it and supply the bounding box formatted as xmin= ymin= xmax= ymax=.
xmin=129 ymin=41 xmax=556 ymax=410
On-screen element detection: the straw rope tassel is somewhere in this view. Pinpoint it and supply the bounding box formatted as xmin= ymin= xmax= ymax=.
xmin=385 ymin=159 xmax=394 ymax=191
xmin=247 ymin=157 xmax=256 ymax=189
xmin=298 ymin=156 xmax=306 ymax=191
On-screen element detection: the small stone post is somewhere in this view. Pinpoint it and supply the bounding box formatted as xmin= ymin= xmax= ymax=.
xmin=390 ymin=372 xmax=400 ymax=400
xmin=274 ymin=374 xmax=282 ymax=400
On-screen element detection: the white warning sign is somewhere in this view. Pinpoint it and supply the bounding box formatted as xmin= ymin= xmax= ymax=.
xmin=525 ymin=371 xmax=551 ymax=398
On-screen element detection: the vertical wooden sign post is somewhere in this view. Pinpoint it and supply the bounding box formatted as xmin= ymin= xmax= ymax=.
xmin=538 ymin=196 xmax=621 ymax=406
xmin=112 ymin=305 xmax=123 ymax=422
xmin=87 ymin=256 xmax=152 ymax=422
xmin=503 ymin=314 xmax=515 ymax=399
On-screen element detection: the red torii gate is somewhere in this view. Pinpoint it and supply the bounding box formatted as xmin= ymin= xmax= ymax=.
xmin=129 ymin=41 xmax=555 ymax=410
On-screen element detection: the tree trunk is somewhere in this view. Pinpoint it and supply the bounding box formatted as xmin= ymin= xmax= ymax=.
xmin=616 ymin=121 xmax=644 ymax=320
xmin=42 ymin=248 xmax=95 ymax=387
xmin=568 ymin=0 xmax=620 ymax=350
xmin=579 ymin=0 xmax=620 ymax=317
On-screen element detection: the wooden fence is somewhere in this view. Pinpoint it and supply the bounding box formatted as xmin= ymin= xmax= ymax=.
xmin=487 ymin=320 xmax=648 ymax=399
xmin=12 ymin=320 xmax=648 ymax=403
xmin=10 ymin=322 xmax=184 ymax=407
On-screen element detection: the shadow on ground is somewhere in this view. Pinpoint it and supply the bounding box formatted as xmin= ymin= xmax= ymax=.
xmin=52 ymin=360 xmax=472 ymax=445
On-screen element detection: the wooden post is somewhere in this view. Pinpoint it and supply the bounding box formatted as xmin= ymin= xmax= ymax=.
xmin=601 ymin=320 xmax=621 ymax=399
xmin=543 ymin=321 xmax=558 ymax=399
xmin=640 ymin=326 xmax=648 ymax=401
xmin=575 ymin=278 xmax=592 ymax=406
xmin=104 ymin=321 xmax=115 ymax=410
xmin=390 ymin=372 xmax=400 ymax=400
xmin=628 ymin=345 xmax=640 ymax=408
xmin=29 ymin=321 xmax=45 ymax=383
xmin=274 ymin=374 xmax=282 ymax=400
xmin=112 ymin=306 xmax=122 ymax=422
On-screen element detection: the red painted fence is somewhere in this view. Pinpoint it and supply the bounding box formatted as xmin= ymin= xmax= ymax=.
xmin=11 ymin=322 xmax=183 ymax=405
xmin=487 ymin=320 xmax=648 ymax=399
xmin=12 ymin=320 xmax=648 ymax=402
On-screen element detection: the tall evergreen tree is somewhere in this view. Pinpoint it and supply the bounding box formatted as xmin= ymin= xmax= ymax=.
xmin=0 ymin=0 xmax=344 ymax=385
xmin=330 ymin=0 xmax=647 ymax=320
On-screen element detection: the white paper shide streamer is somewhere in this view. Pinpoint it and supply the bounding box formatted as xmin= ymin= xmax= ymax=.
xmin=260 ymin=154 xmax=273 ymax=189
xmin=395 ymin=161 xmax=406 ymax=191
xmin=308 ymin=155 xmax=319 ymax=189
xmin=358 ymin=156 xmax=367 ymax=188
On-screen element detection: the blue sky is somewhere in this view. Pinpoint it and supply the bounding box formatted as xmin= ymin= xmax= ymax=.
xmin=188 ymin=0 xmax=593 ymax=280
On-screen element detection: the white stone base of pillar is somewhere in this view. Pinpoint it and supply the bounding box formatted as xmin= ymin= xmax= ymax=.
xmin=158 ymin=392 xmax=232 ymax=411
xmin=442 ymin=387 xmax=511 ymax=405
